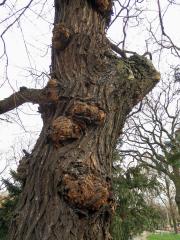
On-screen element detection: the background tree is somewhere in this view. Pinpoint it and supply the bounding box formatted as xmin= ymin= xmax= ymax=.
xmin=142 ymin=167 xmax=179 ymax=234
xmin=0 ymin=171 xmax=22 ymax=240
xmin=161 ymin=176 xmax=179 ymax=233
xmin=121 ymin=79 xmax=180 ymax=215
xmin=111 ymin=151 xmax=164 ymax=240
xmin=0 ymin=0 xmax=161 ymax=239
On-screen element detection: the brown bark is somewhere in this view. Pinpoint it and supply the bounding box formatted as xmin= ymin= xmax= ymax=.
xmin=165 ymin=177 xmax=178 ymax=234
xmin=6 ymin=1 xmax=160 ymax=239
xmin=172 ymin=168 xmax=180 ymax=215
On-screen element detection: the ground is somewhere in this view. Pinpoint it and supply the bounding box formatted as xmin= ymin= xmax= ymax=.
xmin=147 ymin=233 xmax=180 ymax=240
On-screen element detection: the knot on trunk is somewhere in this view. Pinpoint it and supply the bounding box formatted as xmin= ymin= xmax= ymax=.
xmin=61 ymin=173 xmax=110 ymax=211
xmin=68 ymin=101 xmax=106 ymax=125
xmin=48 ymin=116 xmax=82 ymax=145
xmin=95 ymin=0 xmax=112 ymax=12
xmin=115 ymin=55 xmax=160 ymax=107
xmin=129 ymin=54 xmax=161 ymax=82
xmin=52 ymin=23 xmax=72 ymax=51
xmin=45 ymin=79 xmax=59 ymax=102
xmin=129 ymin=55 xmax=160 ymax=105
xmin=89 ymin=0 xmax=113 ymax=25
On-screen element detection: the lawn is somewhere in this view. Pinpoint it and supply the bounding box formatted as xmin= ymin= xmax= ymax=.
xmin=147 ymin=233 xmax=180 ymax=240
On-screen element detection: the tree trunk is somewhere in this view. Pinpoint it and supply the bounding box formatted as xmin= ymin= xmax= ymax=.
xmin=165 ymin=177 xmax=178 ymax=234
xmin=171 ymin=166 xmax=180 ymax=215
xmin=8 ymin=1 xmax=160 ymax=239
xmin=175 ymin=186 xmax=180 ymax=216
xmin=173 ymin=177 xmax=180 ymax=215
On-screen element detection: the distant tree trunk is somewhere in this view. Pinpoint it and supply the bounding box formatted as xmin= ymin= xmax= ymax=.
xmin=165 ymin=177 xmax=178 ymax=234
xmin=8 ymin=1 xmax=160 ymax=239
xmin=175 ymin=184 xmax=180 ymax=215
xmin=172 ymin=168 xmax=180 ymax=215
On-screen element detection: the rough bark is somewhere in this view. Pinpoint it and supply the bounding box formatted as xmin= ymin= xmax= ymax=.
xmin=3 ymin=1 xmax=160 ymax=239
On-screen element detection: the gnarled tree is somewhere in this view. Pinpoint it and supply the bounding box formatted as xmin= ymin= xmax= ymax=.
xmin=0 ymin=1 xmax=160 ymax=239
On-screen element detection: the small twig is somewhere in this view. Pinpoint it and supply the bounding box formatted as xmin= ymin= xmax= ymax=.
xmin=108 ymin=39 xmax=137 ymax=58
xmin=142 ymin=52 xmax=152 ymax=60
xmin=0 ymin=117 xmax=12 ymax=123
xmin=22 ymin=149 xmax=30 ymax=157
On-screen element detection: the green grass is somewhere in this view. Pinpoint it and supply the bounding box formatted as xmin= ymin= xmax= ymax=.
xmin=148 ymin=233 xmax=180 ymax=240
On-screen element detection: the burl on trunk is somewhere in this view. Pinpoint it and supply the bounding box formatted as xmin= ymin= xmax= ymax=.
xmin=0 ymin=0 xmax=160 ymax=239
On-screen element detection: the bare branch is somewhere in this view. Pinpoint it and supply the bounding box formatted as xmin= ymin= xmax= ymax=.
xmin=108 ymin=39 xmax=137 ymax=58
xmin=0 ymin=82 xmax=58 ymax=114
xmin=0 ymin=0 xmax=7 ymax=6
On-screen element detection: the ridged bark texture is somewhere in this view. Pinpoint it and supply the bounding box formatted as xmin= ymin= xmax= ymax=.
xmin=9 ymin=1 xmax=160 ymax=239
